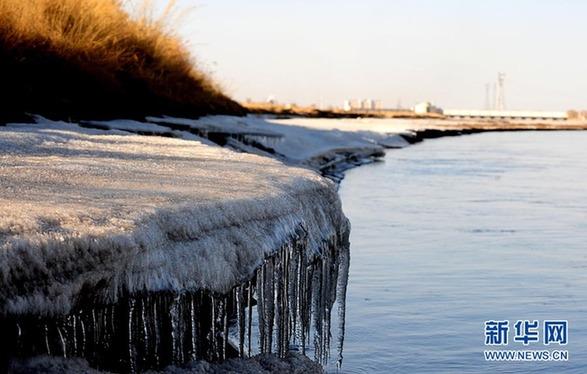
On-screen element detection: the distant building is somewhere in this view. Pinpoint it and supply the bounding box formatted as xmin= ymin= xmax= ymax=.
xmin=343 ymin=98 xmax=383 ymax=112
xmin=362 ymin=99 xmax=376 ymax=111
xmin=343 ymin=100 xmax=352 ymax=112
xmin=413 ymin=102 xmax=443 ymax=115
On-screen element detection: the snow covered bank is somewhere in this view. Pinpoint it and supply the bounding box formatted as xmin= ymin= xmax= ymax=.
xmin=0 ymin=119 xmax=348 ymax=315
xmin=0 ymin=118 xmax=352 ymax=372
xmin=144 ymin=115 xmax=411 ymax=181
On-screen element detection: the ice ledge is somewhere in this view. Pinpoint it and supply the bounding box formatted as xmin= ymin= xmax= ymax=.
xmin=0 ymin=121 xmax=348 ymax=316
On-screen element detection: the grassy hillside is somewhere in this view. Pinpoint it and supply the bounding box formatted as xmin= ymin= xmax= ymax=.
xmin=0 ymin=0 xmax=244 ymax=122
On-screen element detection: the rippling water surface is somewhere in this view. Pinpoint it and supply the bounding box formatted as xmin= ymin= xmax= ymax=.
xmin=334 ymin=131 xmax=587 ymax=373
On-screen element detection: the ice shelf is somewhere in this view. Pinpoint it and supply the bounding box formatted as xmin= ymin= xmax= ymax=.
xmin=0 ymin=118 xmax=350 ymax=372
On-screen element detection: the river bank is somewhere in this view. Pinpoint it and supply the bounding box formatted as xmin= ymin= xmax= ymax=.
xmin=1 ymin=115 xmax=585 ymax=373
xmin=0 ymin=117 xmax=351 ymax=373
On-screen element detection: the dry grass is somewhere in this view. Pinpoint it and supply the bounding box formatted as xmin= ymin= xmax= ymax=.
xmin=0 ymin=0 xmax=243 ymax=121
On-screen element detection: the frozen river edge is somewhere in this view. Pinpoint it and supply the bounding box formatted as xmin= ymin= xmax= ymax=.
xmin=2 ymin=115 xmax=586 ymax=373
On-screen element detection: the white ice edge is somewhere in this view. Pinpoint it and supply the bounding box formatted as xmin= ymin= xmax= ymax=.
xmin=0 ymin=117 xmax=351 ymax=316
xmin=147 ymin=115 xmax=411 ymax=162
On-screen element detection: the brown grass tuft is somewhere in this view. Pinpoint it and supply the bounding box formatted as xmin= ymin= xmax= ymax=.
xmin=0 ymin=0 xmax=244 ymax=121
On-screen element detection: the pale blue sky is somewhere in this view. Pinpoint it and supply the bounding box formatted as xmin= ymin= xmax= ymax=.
xmin=147 ymin=0 xmax=586 ymax=110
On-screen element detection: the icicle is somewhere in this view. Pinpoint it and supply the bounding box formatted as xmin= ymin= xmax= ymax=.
xmin=283 ymin=246 xmax=290 ymax=356
xmin=247 ymin=280 xmax=253 ymax=357
xmin=180 ymin=295 xmax=186 ymax=364
xmin=222 ymin=298 xmax=228 ymax=361
xmin=92 ymin=309 xmax=97 ymax=347
xmin=321 ymin=254 xmax=330 ymax=363
xmin=153 ymin=297 xmax=160 ymax=367
xmin=211 ymin=295 xmax=217 ymax=360
xmin=16 ymin=322 xmax=21 ymax=339
xmin=312 ymin=260 xmax=323 ymax=362
xmin=140 ymin=297 xmax=149 ymax=365
xmin=289 ymin=246 xmax=299 ymax=346
xmin=128 ymin=298 xmax=136 ymax=373
xmin=190 ymin=295 xmax=198 ymax=361
xmin=98 ymin=309 xmax=105 ymax=353
xmin=283 ymin=246 xmax=291 ymax=355
xmin=283 ymin=248 xmax=289 ymax=355
xmin=57 ymin=324 xmax=67 ymax=358
xmin=110 ymin=305 xmax=116 ymax=336
xmin=256 ymin=265 xmax=265 ymax=353
xmin=336 ymin=245 xmax=350 ymax=369
xmin=170 ymin=295 xmax=181 ymax=364
xmin=300 ymin=267 xmax=307 ymax=354
xmin=80 ymin=313 xmax=86 ymax=357
xmin=3 ymin=227 xmax=350 ymax=372
xmin=71 ymin=315 xmax=78 ymax=356
xmin=293 ymin=247 xmax=302 ymax=346
xmin=100 ymin=309 xmax=109 ymax=353
xmin=236 ymin=286 xmax=245 ymax=357
xmin=303 ymin=261 xmax=314 ymax=353
xmin=266 ymin=257 xmax=275 ymax=354
xmin=275 ymin=250 xmax=283 ymax=357
xmin=44 ymin=323 xmax=51 ymax=356
xmin=16 ymin=322 xmax=22 ymax=349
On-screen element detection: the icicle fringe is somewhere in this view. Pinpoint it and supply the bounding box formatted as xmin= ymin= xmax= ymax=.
xmin=1 ymin=228 xmax=350 ymax=373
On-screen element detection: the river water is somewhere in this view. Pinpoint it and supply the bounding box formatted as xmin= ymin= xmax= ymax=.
xmin=334 ymin=131 xmax=587 ymax=373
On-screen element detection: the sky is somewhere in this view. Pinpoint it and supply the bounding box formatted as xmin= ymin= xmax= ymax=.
xmin=146 ymin=0 xmax=587 ymax=110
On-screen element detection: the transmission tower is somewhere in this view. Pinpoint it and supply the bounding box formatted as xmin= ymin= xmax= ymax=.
xmin=495 ymin=72 xmax=506 ymax=110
